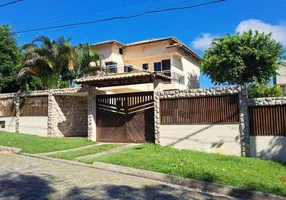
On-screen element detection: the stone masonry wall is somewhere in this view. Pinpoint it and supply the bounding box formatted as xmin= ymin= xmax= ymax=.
xmin=0 ymin=87 xmax=88 ymax=136
xmin=239 ymin=85 xmax=250 ymax=156
xmin=248 ymin=97 xmax=286 ymax=106
xmin=50 ymin=95 xmax=88 ymax=137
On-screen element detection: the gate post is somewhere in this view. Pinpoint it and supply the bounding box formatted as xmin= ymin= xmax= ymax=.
xmin=153 ymin=79 xmax=163 ymax=145
xmin=239 ymin=84 xmax=251 ymax=157
xmin=87 ymin=87 xmax=97 ymax=141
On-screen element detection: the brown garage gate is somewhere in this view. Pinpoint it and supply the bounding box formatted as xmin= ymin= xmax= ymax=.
xmin=96 ymin=91 xmax=155 ymax=143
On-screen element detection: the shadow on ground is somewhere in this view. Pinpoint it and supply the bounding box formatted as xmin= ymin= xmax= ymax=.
xmin=0 ymin=172 xmax=230 ymax=199
xmin=0 ymin=173 xmax=55 ymax=199
xmin=0 ymin=171 xmax=281 ymax=199
xmin=64 ymin=184 xmax=227 ymax=200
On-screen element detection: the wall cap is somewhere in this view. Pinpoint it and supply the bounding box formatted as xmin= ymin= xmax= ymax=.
xmin=0 ymin=87 xmax=88 ymax=99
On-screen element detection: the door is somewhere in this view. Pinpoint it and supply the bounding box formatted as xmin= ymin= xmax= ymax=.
xmin=96 ymin=92 xmax=155 ymax=143
xmin=162 ymin=59 xmax=171 ymax=77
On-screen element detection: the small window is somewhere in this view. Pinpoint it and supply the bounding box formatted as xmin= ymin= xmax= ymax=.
xmin=154 ymin=62 xmax=162 ymax=72
xmin=119 ymin=48 xmax=123 ymax=55
xmin=105 ymin=62 xmax=117 ymax=73
xmin=124 ymin=65 xmax=134 ymax=72
xmin=142 ymin=63 xmax=148 ymax=70
xmin=0 ymin=121 xmax=5 ymax=128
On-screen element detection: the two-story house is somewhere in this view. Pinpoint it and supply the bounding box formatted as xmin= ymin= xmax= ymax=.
xmin=275 ymin=62 xmax=286 ymax=93
xmin=92 ymin=37 xmax=201 ymax=93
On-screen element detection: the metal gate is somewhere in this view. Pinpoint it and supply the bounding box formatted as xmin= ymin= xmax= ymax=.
xmin=96 ymin=91 xmax=155 ymax=143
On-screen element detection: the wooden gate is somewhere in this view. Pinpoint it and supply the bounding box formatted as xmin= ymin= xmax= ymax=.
xmin=96 ymin=92 xmax=155 ymax=143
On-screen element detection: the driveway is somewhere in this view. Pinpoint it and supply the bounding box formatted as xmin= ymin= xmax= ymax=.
xmin=0 ymin=153 xmax=237 ymax=200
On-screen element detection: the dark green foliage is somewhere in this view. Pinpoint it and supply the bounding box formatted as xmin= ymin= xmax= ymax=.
xmin=19 ymin=36 xmax=101 ymax=89
xmin=0 ymin=25 xmax=21 ymax=92
xmin=248 ymin=82 xmax=283 ymax=98
xmin=201 ymin=30 xmax=285 ymax=85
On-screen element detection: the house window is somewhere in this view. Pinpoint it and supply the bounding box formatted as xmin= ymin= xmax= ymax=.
xmin=142 ymin=63 xmax=148 ymax=70
xmin=119 ymin=48 xmax=123 ymax=55
xmin=124 ymin=65 xmax=134 ymax=72
xmin=105 ymin=61 xmax=117 ymax=73
xmin=154 ymin=62 xmax=162 ymax=72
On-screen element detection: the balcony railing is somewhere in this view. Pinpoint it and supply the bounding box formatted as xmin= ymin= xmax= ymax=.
xmin=104 ymin=64 xmax=185 ymax=85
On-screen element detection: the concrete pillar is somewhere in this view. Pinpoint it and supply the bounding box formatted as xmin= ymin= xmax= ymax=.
xmin=14 ymin=93 xmax=20 ymax=133
xmin=170 ymin=54 xmax=175 ymax=83
xmin=153 ymin=79 xmax=164 ymax=145
xmin=170 ymin=53 xmax=175 ymax=70
xmin=47 ymin=92 xmax=53 ymax=137
xmin=88 ymin=87 xmax=97 ymax=141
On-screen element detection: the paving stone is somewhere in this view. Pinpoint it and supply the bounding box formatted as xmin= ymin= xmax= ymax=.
xmin=0 ymin=153 xmax=237 ymax=200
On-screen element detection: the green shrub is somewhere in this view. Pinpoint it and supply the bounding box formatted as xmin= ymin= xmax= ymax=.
xmin=248 ymin=82 xmax=283 ymax=98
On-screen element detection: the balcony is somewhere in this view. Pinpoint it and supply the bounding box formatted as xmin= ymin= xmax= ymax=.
xmin=104 ymin=64 xmax=185 ymax=85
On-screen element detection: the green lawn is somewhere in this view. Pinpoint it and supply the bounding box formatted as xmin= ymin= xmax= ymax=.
xmin=86 ymin=143 xmax=286 ymax=196
xmin=48 ymin=144 xmax=122 ymax=160
xmin=0 ymin=131 xmax=95 ymax=154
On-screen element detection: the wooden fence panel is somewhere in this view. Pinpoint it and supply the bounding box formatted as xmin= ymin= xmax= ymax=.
xmin=249 ymin=106 xmax=286 ymax=136
xmin=160 ymin=94 xmax=239 ymax=124
xmin=20 ymin=96 xmax=48 ymax=116
xmin=0 ymin=98 xmax=15 ymax=117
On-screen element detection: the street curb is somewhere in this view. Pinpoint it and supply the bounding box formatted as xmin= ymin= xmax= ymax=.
xmin=92 ymin=161 xmax=286 ymax=200
xmin=0 ymin=145 xmax=22 ymax=154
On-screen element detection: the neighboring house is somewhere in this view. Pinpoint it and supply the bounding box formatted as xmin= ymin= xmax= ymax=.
xmin=275 ymin=62 xmax=286 ymax=93
xmin=92 ymin=37 xmax=201 ymax=93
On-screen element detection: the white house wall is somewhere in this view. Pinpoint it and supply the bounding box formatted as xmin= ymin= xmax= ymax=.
xmin=125 ymin=55 xmax=172 ymax=71
xmin=123 ymin=41 xmax=174 ymax=60
xmin=181 ymin=56 xmax=200 ymax=89
xmin=0 ymin=117 xmax=16 ymax=132
xmin=160 ymin=124 xmax=241 ymax=156
xmin=93 ymin=44 xmax=113 ymax=63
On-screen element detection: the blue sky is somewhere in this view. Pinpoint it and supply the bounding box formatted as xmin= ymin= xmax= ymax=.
xmin=1 ymin=0 xmax=285 ymax=88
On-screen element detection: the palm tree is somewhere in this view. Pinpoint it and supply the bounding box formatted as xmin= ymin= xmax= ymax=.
xmin=72 ymin=43 xmax=103 ymax=79
xmin=19 ymin=36 xmax=102 ymax=89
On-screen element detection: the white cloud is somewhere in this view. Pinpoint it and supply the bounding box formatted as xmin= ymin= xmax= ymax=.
xmin=236 ymin=19 xmax=286 ymax=46
xmin=191 ymin=33 xmax=217 ymax=51
xmin=191 ymin=19 xmax=286 ymax=51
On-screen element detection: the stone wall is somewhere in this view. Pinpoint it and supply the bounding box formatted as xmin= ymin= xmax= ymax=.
xmin=239 ymin=85 xmax=250 ymax=156
xmin=50 ymin=95 xmax=88 ymax=137
xmin=0 ymin=87 xmax=88 ymax=137
xmin=248 ymin=97 xmax=286 ymax=106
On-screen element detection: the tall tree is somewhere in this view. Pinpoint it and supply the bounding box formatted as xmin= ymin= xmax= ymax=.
xmin=73 ymin=43 xmax=102 ymax=79
xmin=0 ymin=25 xmax=21 ymax=93
xmin=201 ymin=30 xmax=285 ymax=85
xmin=19 ymin=36 xmax=73 ymax=89
xmin=19 ymin=36 xmax=101 ymax=89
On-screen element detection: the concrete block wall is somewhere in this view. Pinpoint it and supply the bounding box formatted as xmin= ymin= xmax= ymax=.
xmin=154 ymin=86 xmax=247 ymax=156
xmin=160 ymin=124 xmax=241 ymax=155
xmin=19 ymin=117 xmax=48 ymax=137
xmin=248 ymin=97 xmax=286 ymax=162
xmin=0 ymin=117 xmax=17 ymax=133
xmin=0 ymin=93 xmax=18 ymax=133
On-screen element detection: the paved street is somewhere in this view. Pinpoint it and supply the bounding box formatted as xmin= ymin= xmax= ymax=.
xmin=0 ymin=153 xmax=237 ymax=200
